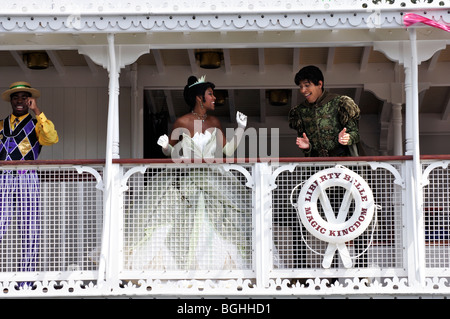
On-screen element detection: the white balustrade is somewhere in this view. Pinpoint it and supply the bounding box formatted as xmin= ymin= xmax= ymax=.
xmin=0 ymin=157 xmax=450 ymax=297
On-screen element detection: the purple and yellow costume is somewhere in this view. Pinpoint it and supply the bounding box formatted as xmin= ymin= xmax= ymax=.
xmin=0 ymin=112 xmax=58 ymax=275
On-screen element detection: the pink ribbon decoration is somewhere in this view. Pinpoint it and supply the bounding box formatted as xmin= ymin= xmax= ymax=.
xmin=403 ymin=13 xmax=450 ymax=32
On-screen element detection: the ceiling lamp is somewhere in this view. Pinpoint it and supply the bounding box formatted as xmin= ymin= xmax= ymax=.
xmin=214 ymin=90 xmax=228 ymax=106
xmin=23 ymin=51 xmax=49 ymax=70
xmin=268 ymin=89 xmax=290 ymax=106
xmin=195 ymin=49 xmax=223 ymax=69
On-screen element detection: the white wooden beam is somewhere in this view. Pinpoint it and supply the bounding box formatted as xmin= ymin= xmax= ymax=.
xmin=223 ymin=49 xmax=232 ymax=75
xmin=83 ymin=54 xmax=99 ymax=76
xmin=326 ymin=47 xmax=335 ymax=72
xmin=292 ymin=47 xmax=300 ymax=74
xmin=152 ymin=49 xmax=165 ymax=75
xmin=418 ymin=90 xmax=426 ymax=112
xmin=46 ymin=50 xmax=66 ymax=76
xmin=360 ymin=46 xmax=371 ymax=72
xmin=187 ymin=49 xmax=198 ymax=75
xmin=427 ymin=50 xmax=441 ymax=72
xmin=258 ymin=48 xmax=265 ymax=74
xmin=9 ymin=51 xmax=30 ymax=75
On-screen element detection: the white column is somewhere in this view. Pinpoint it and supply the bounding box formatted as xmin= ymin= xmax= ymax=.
xmin=404 ymin=64 xmax=414 ymax=157
xmin=78 ymin=38 xmax=150 ymax=288
xmin=97 ymin=33 xmax=120 ymax=286
xmin=408 ymin=28 xmax=425 ymax=286
xmin=374 ymin=38 xmax=445 ymax=287
xmin=253 ymin=162 xmax=273 ymax=288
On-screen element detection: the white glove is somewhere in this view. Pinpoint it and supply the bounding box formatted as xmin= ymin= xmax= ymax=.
xmin=236 ymin=111 xmax=247 ymax=128
xmin=223 ymin=112 xmax=247 ymax=156
xmin=157 ymin=134 xmax=173 ymax=156
xmin=157 ymin=134 xmax=169 ymax=149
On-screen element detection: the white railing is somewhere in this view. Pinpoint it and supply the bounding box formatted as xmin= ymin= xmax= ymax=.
xmin=0 ymin=161 xmax=104 ymax=288
xmin=1 ymin=156 xmax=450 ymax=297
xmin=422 ymin=157 xmax=450 ymax=278
xmin=269 ymin=159 xmax=406 ymax=281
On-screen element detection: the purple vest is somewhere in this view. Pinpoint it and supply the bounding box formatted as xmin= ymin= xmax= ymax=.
xmin=0 ymin=114 xmax=42 ymax=161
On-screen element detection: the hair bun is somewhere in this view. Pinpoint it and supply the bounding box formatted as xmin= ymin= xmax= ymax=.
xmin=187 ymin=76 xmax=198 ymax=87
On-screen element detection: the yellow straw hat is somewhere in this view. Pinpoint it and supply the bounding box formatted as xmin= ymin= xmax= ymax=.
xmin=2 ymin=81 xmax=41 ymax=101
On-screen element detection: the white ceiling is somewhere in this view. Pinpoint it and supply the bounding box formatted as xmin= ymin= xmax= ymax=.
xmin=136 ymin=45 xmax=450 ymax=122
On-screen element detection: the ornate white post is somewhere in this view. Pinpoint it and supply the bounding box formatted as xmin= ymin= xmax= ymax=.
xmin=100 ymin=33 xmax=121 ymax=287
xmin=254 ymin=162 xmax=273 ymax=288
xmin=407 ymin=28 xmax=425 ymax=286
xmin=374 ymin=37 xmax=445 ymax=286
xmin=79 ymin=38 xmax=150 ymax=288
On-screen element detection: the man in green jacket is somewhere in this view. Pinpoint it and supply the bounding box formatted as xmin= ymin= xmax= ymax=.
xmin=288 ymin=65 xmax=361 ymax=157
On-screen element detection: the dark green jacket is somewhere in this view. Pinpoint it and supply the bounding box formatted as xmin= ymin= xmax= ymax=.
xmin=288 ymin=91 xmax=360 ymax=157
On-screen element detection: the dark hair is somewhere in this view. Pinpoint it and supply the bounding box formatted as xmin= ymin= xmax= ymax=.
xmin=294 ymin=65 xmax=324 ymax=91
xmin=183 ymin=75 xmax=215 ymax=110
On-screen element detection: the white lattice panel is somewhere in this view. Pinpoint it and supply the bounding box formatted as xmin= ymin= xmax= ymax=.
xmin=272 ymin=162 xmax=404 ymax=276
xmin=122 ymin=165 xmax=254 ymax=279
xmin=422 ymin=162 xmax=450 ymax=272
xmin=0 ymin=167 xmax=103 ymax=283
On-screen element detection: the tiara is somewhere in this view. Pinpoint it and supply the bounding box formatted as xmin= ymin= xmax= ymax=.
xmin=188 ymin=75 xmax=206 ymax=88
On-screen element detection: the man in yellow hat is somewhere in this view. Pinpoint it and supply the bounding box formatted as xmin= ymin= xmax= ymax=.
xmin=0 ymin=81 xmax=58 ymax=287
xmin=1 ymin=81 xmax=58 ymax=159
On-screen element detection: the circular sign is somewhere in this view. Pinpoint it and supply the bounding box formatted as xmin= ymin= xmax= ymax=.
xmin=297 ymin=166 xmax=375 ymax=244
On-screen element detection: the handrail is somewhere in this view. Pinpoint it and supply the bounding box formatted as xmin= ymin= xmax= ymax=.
xmin=0 ymin=159 xmax=106 ymax=166
xmin=0 ymin=156 xmax=416 ymax=166
xmin=114 ymin=155 xmax=414 ymax=165
xmin=0 ymin=154 xmax=447 ymax=168
xmin=275 ymin=155 xmax=413 ymax=163
xmin=421 ymin=155 xmax=450 ymax=161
